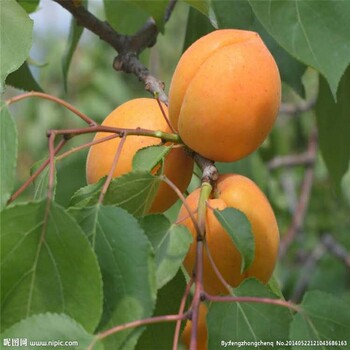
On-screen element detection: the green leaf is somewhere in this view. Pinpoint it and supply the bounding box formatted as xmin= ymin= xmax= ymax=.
xmin=69 ymin=177 xmax=105 ymax=208
xmin=5 ymin=61 xmax=43 ymax=92
xmin=55 ymin=151 xmax=89 ymax=208
xmin=249 ymin=0 xmax=350 ymax=98
xmin=0 ymin=201 xmax=103 ymax=332
xmin=0 ymin=313 xmax=104 ymax=349
xmin=0 ymin=0 xmax=33 ymax=87
xmin=139 ymin=214 xmax=192 ymax=289
xmin=290 ymin=291 xmax=350 ymax=349
xmin=267 ymin=275 xmax=285 ymax=300
xmin=207 ymin=279 xmax=293 ymax=348
xmin=69 ymin=205 xmax=156 ymax=349
xmin=183 ymin=7 xmax=215 ymax=52
xmin=315 ymin=65 xmax=350 ymax=187
xmin=62 ymin=1 xmax=86 ymax=92
xmin=214 ymin=208 xmax=255 ymax=273
xmin=136 ymin=271 xmax=187 ymax=350
xmin=70 ymin=171 xmax=161 ymax=216
xmin=30 ymin=158 xmax=56 ymax=201
xmin=212 ymin=0 xmax=306 ymax=97
xmin=17 ymin=0 xmax=40 ymax=13
xmin=183 ymin=0 xmax=210 ymax=17
xmin=132 ymin=145 xmax=171 ymax=172
xmin=0 ymin=103 xmax=18 ymax=210
xmin=129 ymin=1 xmax=167 ymax=33
xmin=103 ymin=0 xmax=148 ymax=35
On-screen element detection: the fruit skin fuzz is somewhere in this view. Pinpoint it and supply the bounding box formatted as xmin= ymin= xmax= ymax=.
xmin=86 ymin=98 xmax=194 ymax=213
xmin=177 ymin=174 xmax=280 ymax=295
xmin=168 ymin=29 xmax=281 ymax=163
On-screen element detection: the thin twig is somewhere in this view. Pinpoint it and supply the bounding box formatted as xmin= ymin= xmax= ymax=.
xmin=165 ymin=0 xmax=178 ymax=22
xmin=190 ymin=241 xmax=204 ymax=350
xmin=56 ymin=134 xmax=119 ymax=161
xmin=279 ymin=128 xmax=318 ymax=257
xmin=280 ymin=97 xmax=317 ymax=115
xmin=47 ymin=131 xmax=57 ymax=201
xmin=155 ymin=97 xmax=176 ymax=133
xmin=161 ymin=175 xmax=201 ymax=237
xmin=291 ymin=243 xmax=324 ymax=302
xmin=98 ymin=135 xmax=126 ymax=204
xmin=96 ymin=314 xmax=186 ymax=344
xmin=203 ymin=240 xmax=233 ymax=295
xmin=268 ymin=152 xmax=315 ymax=170
xmin=52 ymin=125 xmax=180 ymax=143
xmin=173 ymin=278 xmax=194 ymax=350
xmin=203 ymin=293 xmax=300 ymax=313
xmin=7 ymin=139 xmax=67 ymax=204
xmin=6 ymin=91 xmax=97 ymax=126
xmin=321 ymin=234 xmax=350 ymax=269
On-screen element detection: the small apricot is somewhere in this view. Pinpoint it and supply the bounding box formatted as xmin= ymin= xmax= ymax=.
xmin=178 ymin=174 xmax=279 ymax=295
xmin=86 ymin=98 xmax=194 ymax=213
xmin=168 ymin=29 xmax=281 ymax=162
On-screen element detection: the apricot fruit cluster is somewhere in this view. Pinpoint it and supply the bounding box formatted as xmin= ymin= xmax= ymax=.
xmin=86 ymin=98 xmax=194 ymax=213
xmin=86 ymin=29 xmax=280 ymax=296
xmin=168 ymin=29 xmax=281 ymax=162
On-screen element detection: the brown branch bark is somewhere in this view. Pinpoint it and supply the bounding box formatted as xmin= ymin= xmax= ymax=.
xmin=280 ymin=97 xmax=317 ymax=115
xmin=279 ymin=128 xmax=318 ymax=257
xmin=52 ymin=0 xmax=172 ymax=103
xmin=53 ymin=0 xmax=129 ymax=52
xmin=268 ymin=152 xmax=315 ymax=170
xmin=321 ymin=234 xmax=350 ymax=269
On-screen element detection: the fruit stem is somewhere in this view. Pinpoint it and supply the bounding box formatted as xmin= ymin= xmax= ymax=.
xmin=189 ymin=181 xmax=212 ymax=350
xmin=197 ymin=182 xmax=212 ymax=240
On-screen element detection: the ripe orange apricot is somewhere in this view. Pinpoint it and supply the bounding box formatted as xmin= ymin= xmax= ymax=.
xmin=86 ymin=98 xmax=194 ymax=213
xmin=181 ymin=303 xmax=208 ymax=350
xmin=178 ymin=174 xmax=279 ymax=295
xmin=168 ymin=29 xmax=281 ymax=162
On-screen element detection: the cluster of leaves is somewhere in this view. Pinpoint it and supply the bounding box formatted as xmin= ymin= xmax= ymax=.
xmin=1 ymin=0 xmax=350 ymax=349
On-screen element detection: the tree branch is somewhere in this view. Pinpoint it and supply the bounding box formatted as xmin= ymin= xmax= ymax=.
xmin=52 ymin=0 xmax=170 ymax=103
xmin=321 ymin=234 xmax=350 ymax=269
xmin=52 ymin=0 xmax=130 ymax=52
xmin=279 ymin=127 xmax=318 ymax=257
xmin=280 ymin=97 xmax=317 ymax=115
xmin=268 ymin=152 xmax=315 ymax=170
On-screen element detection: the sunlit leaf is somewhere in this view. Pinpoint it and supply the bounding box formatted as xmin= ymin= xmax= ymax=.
xmin=139 ymin=214 xmax=192 ymax=289
xmin=69 ymin=205 xmax=156 ymax=349
xmin=290 ymin=291 xmax=350 ymax=348
xmin=0 ymin=0 xmax=33 ymax=87
xmin=208 ymin=279 xmax=293 ymax=347
xmin=249 ymin=0 xmax=350 ymax=98
xmin=214 ymin=208 xmax=255 ymax=273
xmin=132 ymin=145 xmax=171 ymax=173
xmin=0 ymin=103 xmax=18 ymax=210
xmin=0 ymin=313 xmax=104 ymax=349
xmin=70 ymin=172 xmax=160 ymax=216
xmin=0 ymin=201 xmax=103 ymax=332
